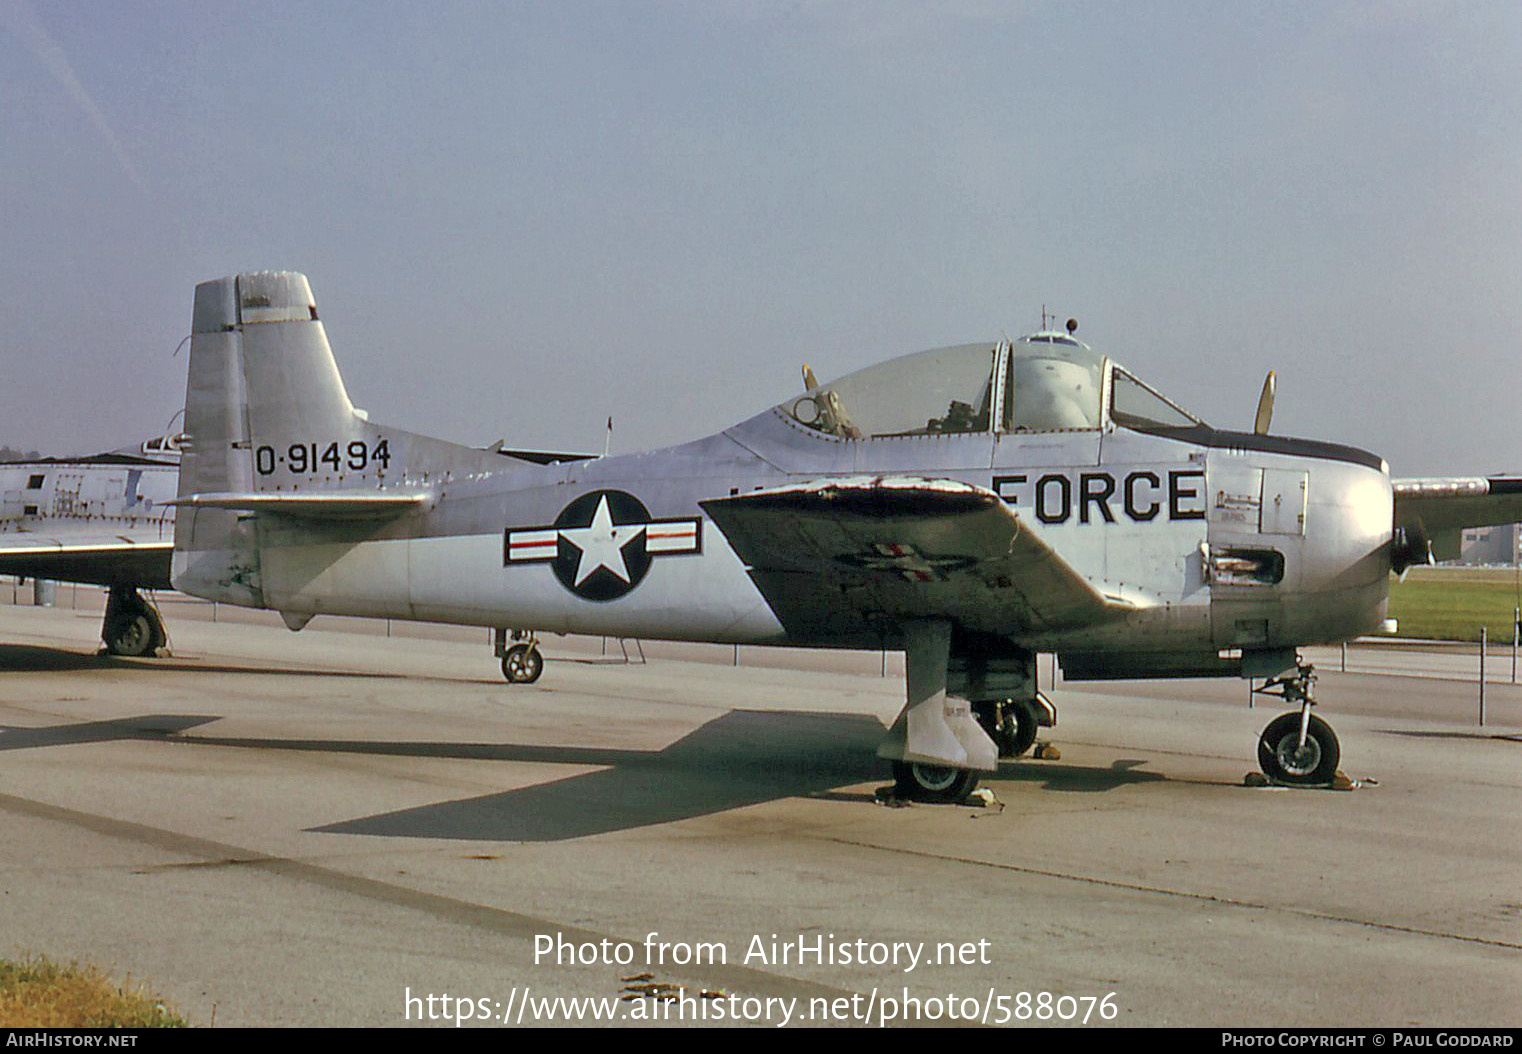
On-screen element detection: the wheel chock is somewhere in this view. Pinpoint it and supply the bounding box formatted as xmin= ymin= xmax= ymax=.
xmin=1243 ymin=769 xmax=1366 ymax=790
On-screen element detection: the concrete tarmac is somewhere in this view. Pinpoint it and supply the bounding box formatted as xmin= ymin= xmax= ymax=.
xmin=0 ymin=599 xmax=1517 ymax=1028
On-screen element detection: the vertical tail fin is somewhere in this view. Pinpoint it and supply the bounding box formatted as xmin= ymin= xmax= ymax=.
xmin=224 ymin=271 xmax=359 ymax=450
xmin=173 ymin=272 xmax=369 ymax=605
xmin=172 ymin=271 xmax=499 ymax=611
xmin=181 ymin=271 xmax=360 ymax=496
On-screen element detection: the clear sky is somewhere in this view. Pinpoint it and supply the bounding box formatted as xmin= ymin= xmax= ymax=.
xmin=2 ymin=1 xmax=1518 ymax=475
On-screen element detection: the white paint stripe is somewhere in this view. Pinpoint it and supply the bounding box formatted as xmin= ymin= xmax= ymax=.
xmin=506 ymin=529 xmax=559 ymax=561
xmin=646 ymin=520 xmax=700 ymax=553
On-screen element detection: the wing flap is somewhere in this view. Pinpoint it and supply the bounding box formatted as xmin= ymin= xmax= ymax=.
xmin=701 ymin=476 xmax=1129 ymax=641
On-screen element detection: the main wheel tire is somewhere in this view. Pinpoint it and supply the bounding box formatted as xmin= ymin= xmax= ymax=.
xmin=1003 ymin=699 xmax=1040 ymax=757
xmin=891 ymin=761 xmax=979 ymax=802
xmin=1257 ymin=712 xmax=1340 ymax=786
xmin=104 ymin=612 xmax=157 ymax=657
xmin=501 ymin=643 xmax=544 ymax=684
xmin=974 ymin=699 xmax=1041 ymax=758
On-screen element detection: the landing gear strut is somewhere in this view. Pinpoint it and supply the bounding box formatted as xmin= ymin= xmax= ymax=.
xmin=877 ymin=621 xmax=998 ymax=802
xmin=1253 ymin=662 xmax=1341 ymax=786
xmin=101 ymin=586 xmax=167 ymax=657
xmin=973 ymin=696 xmax=1047 ymax=758
xmin=495 ymin=628 xmax=543 ymax=684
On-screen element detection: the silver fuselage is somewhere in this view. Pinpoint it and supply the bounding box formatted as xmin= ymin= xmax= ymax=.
xmin=168 ymin=273 xmax=1395 ymax=673
xmin=233 ymin=409 xmax=1392 ymax=657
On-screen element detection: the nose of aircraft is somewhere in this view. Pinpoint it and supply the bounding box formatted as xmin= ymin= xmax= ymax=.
xmin=1299 ymin=460 xmax=1394 ymax=640
xmin=1208 ymin=447 xmax=1393 ymax=651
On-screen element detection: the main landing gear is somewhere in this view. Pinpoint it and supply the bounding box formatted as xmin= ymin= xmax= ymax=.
xmin=890 ymin=697 xmax=1054 ymax=800
xmin=101 ymin=586 xmax=168 ymax=657
xmin=495 ymin=628 xmax=543 ymax=684
xmin=890 ymin=697 xmax=1054 ymax=802
xmin=890 ymin=761 xmax=981 ymax=803
xmin=880 ymin=622 xmax=1058 ymax=802
xmin=878 ymin=622 xmax=995 ymax=801
xmin=973 ymin=696 xmax=1047 ymax=759
xmin=1253 ymin=662 xmax=1341 ymax=786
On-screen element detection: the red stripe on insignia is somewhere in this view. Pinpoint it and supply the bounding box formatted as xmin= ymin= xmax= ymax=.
xmin=646 ymin=520 xmax=699 ymax=554
xmin=508 ymin=531 xmax=559 ymax=561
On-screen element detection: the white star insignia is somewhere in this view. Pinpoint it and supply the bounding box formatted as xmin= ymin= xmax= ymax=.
xmin=557 ymin=494 xmax=647 ymax=586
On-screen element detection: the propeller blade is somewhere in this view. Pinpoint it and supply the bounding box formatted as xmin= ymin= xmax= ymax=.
xmin=1254 ymin=370 xmax=1276 ymax=435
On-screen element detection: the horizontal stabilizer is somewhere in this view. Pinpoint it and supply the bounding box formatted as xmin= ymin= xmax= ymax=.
xmin=489 ymin=445 xmax=597 ymax=466
xmin=169 ymin=491 xmax=430 ymax=519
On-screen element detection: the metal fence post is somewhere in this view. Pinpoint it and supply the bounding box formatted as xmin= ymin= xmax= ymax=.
xmin=1479 ymin=627 xmax=1487 ymax=726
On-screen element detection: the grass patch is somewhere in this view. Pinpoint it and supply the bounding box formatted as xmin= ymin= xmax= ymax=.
xmin=1388 ymin=569 xmax=1522 ymax=643
xmin=0 ymin=954 xmax=189 ymax=1028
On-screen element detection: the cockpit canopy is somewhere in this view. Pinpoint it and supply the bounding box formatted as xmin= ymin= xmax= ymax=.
xmin=782 ymin=333 xmax=1202 ymax=439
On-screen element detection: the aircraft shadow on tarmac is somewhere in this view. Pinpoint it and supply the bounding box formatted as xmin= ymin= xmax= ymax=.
xmin=0 ymin=714 xmax=222 ymax=749
xmin=312 ymin=710 xmax=889 ymax=841
xmin=1382 ymin=728 xmax=1522 ymax=744
xmin=992 ymin=755 xmax=1166 ymax=794
xmin=0 ymin=642 xmax=510 ymax=683
xmin=0 ymin=709 xmax=1172 ymax=840
xmin=0 ymin=644 xmax=131 ymax=673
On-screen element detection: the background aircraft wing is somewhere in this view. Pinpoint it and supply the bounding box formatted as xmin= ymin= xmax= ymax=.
xmin=0 ymin=532 xmax=173 ymax=588
xmin=701 ymin=476 xmax=1136 ymax=641
xmin=1393 ymin=476 xmax=1522 ymax=561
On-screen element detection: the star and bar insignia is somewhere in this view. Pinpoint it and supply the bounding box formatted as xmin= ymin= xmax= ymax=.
xmin=505 ymin=490 xmax=702 ymax=601
xmin=835 ymin=543 xmax=976 ymax=582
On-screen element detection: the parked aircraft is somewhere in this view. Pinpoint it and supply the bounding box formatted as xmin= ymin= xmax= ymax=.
xmin=0 ymin=433 xmax=591 ymax=658
xmin=0 ymin=438 xmax=181 ymax=655
xmin=166 ymin=272 xmax=1522 ymax=800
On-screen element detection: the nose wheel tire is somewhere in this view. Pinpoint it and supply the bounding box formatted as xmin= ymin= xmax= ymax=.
xmin=891 ymin=761 xmax=979 ymax=802
xmin=1257 ymin=712 xmax=1340 ymax=786
xmin=501 ymin=643 xmax=544 ymax=684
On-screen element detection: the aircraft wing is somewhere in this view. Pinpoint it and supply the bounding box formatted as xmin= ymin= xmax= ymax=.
xmin=1393 ymin=476 xmax=1522 ymax=561
xmin=0 ymin=533 xmax=173 ymax=588
xmin=701 ymin=476 xmax=1136 ymax=642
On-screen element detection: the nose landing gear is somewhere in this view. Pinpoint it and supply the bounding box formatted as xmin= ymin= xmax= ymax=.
xmin=1253 ymin=662 xmax=1341 ymax=786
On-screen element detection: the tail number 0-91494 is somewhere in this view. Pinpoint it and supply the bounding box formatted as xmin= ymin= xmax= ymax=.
xmin=254 ymin=438 xmax=391 ymax=476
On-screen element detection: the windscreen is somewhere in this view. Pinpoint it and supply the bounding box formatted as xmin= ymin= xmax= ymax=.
xmin=1110 ymin=368 xmax=1201 ymax=431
